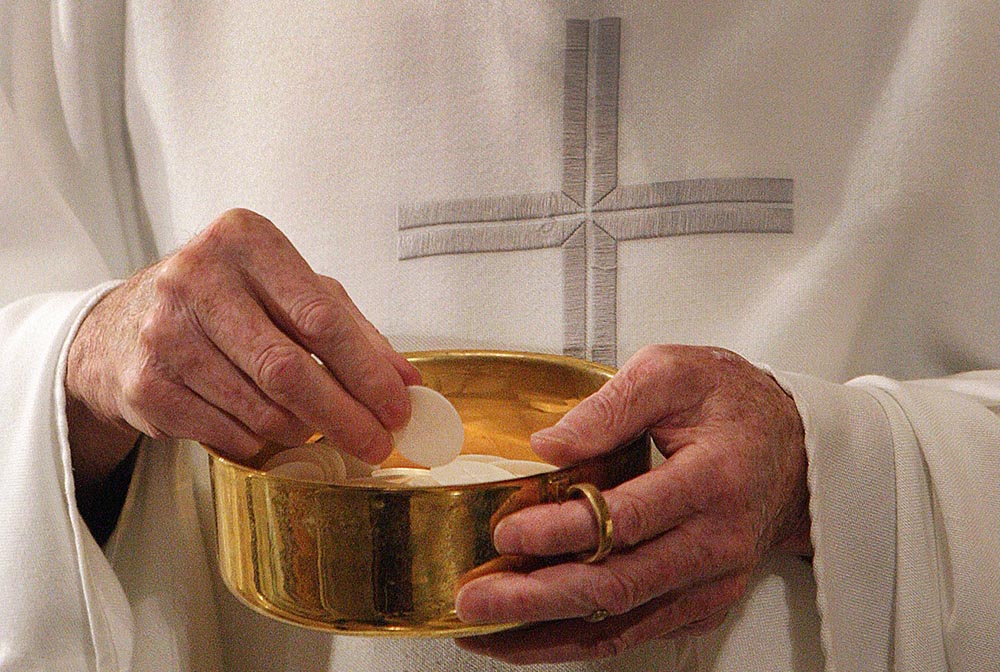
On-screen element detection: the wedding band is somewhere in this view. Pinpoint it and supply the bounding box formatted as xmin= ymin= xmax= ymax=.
xmin=566 ymin=482 xmax=613 ymax=564
xmin=584 ymin=608 xmax=609 ymax=623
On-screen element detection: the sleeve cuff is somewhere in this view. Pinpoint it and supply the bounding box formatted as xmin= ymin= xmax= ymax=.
xmin=769 ymin=370 xmax=897 ymax=670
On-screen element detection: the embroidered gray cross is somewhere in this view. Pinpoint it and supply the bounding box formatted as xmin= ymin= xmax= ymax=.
xmin=398 ymin=18 xmax=793 ymax=365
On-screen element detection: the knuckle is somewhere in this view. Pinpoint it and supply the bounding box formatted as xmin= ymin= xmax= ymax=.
xmin=217 ymin=207 xmax=263 ymax=225
xmin=135 ymin=311 xmax=165 ymax=354
xmin=610 ymin=489 xmax=660 ymax=547
xmin=249 ymin=405 xmax=300 ymax=443
xmin=135 ymin=303 xmax=205 ymax=383
xmin=596 ymin=569 xmax=646 ymax=616
xmin=137 ymin=297 xmax=184 ymax=352
xmin=631 ymin=344 xmax=675 ymax=377
xmin=714 ymin=574 xmax=751 ymax=610
xmin=253 ymin=342 xmax=305 ymax=400
xmin=198 ymin=208 xmax=279 ymax=259
xmin=289 ymin=295 xmax=342 ymax=344
xmin=147 ymin=253 xmax=228 ymax=339
xmin=586 ymin=633 xmax=636 ymax=660
xmin=119 ymin=378 xmax=149 ymax=419
xmin=706 ymin=345 xmax=743 ymax=364
xmin=633 ymin=342 xmax=668 ymax=364
xmin=210 ymin=208 xmax=271 ymax=240
xmin=600 ymin=348 xmax=669 ymax=417
xmin=624 ymin=344 xmax=711 ymax=409
xmin=321 ymin=276 xmax=347 ymax=300
xmin=586 ymin=385 xmax=632 ymax=433
xmin=151 ymin=255 xmax=197 ymax=305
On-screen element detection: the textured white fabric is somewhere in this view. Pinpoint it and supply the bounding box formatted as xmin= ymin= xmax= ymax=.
xmin=2 ymin=1 xmax=999 ymax=671
xmin=0 ymin=289 xmax=133 ymax=671
xmin=772 ymin=373 xmax=898 ymax=670
xmin=103 ymin=441 xmax=224 ymax=672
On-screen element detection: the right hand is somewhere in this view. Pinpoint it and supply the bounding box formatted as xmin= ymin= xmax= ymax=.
xmin=66 ymin=208 xmax=419 ymax=486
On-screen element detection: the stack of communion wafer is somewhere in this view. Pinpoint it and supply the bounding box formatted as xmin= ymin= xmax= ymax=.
xmin=263 ymin=386 xmax=557 ymax=486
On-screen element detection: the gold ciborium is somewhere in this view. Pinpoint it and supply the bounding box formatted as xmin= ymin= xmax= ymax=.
xmin=207 ymin=350 xmax=651 ymax=636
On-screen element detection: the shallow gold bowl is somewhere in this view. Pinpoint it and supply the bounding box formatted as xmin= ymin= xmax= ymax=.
xmin=207 ymin=350 xmax=651 ymax=637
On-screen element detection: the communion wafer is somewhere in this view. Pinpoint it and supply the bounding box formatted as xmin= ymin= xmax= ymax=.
xmin=391 ymin=386 xmax=465 ymax=467
xmin=450 ymin=453 xmax=504 ymax=463
xmin=492 ymin=459 xmax=559 ymax=477
xmin=263 ymin=443 xmax=347 ymax=482
xmin=368 ymin=467 xmax=441 ymax=488
xmin=429 ymin=459 xmax=519 ymax=486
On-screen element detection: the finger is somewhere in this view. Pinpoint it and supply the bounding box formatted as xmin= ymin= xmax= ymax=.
xmin=664 ymin=609 xmax=729 ymax=639
xmin=493 ymin=448 xmax=711 ymax=556
xmin=457 ymin=576 xmax=744 ymax=665
xmin=192 ymin=210 xmax=411 ymax=433
xmin=457 ymin=528 xmax=738 ymax=626
xmin=245 ymin=251 xmax=412 ymax=430
xmin=169 ymin=274 xmax=393 ymax=463
xmin=317 ymin=275 xmax=422 ymax=387
xmin=169 ymin=329 xmax=314 ymax=448
xmin=124 ymin=377 xmax=264 ymax=460
xmin=529 ymin=345 xmax=710 ymax=465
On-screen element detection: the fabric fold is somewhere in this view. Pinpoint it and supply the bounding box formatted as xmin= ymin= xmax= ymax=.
xmin=853 ymin=376 xmax=1000 ymax=670
xmin=772 ymin=371 xmax=897 ymax=671
xmin=0 ymin=287 xmax=133 ymax=671
xmin=776 ymin=369 xmax=1000 ymax=671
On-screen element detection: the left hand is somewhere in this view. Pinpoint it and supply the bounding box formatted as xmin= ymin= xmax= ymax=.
xmin=455 ymin=344 xmax=810 ymax=664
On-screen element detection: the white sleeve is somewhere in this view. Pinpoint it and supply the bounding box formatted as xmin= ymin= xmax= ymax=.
xmin=774 ymin=370 xmax=1000 ymax=672
xmin=1 ymin=1 xmax=151 ymax=669
xmin=0 ymin=290 xmax=134 ymax=670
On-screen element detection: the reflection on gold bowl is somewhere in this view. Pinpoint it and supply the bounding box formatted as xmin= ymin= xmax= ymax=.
xmin=207 ymin=350 xmax=651 ymax=637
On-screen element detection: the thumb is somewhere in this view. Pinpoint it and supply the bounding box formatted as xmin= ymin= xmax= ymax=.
xmin=530 ymin=350 xmax=675 ymax=466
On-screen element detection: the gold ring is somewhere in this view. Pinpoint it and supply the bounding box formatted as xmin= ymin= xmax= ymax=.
xmin=583 ymin=608 xmax=609 ymax=623
xmin=566 ymin=482 xmax=613 ymax=564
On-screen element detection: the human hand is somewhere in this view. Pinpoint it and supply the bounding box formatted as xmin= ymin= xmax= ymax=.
xmin=455 ymin=345 xmax=809 ymax=663
xmin=66 ymin=208 xmax=419 ymax=487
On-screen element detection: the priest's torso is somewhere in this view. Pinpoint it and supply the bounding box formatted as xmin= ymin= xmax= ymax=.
xmin=117 ymin=2 xmax=1000 ymax=670
xmin=124 ymin=0 xmax=1000 ymax=383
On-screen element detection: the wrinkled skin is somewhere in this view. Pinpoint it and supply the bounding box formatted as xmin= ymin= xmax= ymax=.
xmin=456 ymin=345 xmax=810 ymax=664
xmin=66 ymin=208 xmax=420 ymax=489
xmin=65 ymin=211 xmax=809 ymax=663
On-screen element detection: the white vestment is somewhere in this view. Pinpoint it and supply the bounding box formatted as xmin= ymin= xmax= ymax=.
xmin=2 ymin=1 xmax=999 ymax=670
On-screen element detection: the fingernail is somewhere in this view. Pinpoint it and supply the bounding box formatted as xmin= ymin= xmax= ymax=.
xmin=529 ymin=427 xmax=572 ymax=463
xmin=492 ymin=518 xmax=509 ymax=552
xmin=529 ymin=428 xmax=554 ymax=448
xmin=492 ymin=516 xmax=521 ymax=555
xmin=455 ymin=574 xmax=502 ymax=623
